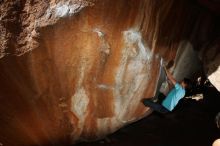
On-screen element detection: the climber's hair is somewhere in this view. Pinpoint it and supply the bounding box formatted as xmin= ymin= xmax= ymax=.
xmin=183 ymin=78 xmax=192 ymax=90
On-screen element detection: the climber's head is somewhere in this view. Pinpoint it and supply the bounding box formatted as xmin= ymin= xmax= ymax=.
xmin=181 ymin=78 xmax=192 ymax=90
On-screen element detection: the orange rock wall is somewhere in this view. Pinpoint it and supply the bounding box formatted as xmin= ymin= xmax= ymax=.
xmin=0 ymin=0 xmax=219 ymax=145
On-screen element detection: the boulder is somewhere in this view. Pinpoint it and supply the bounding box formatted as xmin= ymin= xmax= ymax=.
xmin=0 ymin=0 xmax=219 ymax=145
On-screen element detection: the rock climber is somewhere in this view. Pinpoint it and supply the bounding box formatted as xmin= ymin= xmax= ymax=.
xmin=142 ymin=64 xmax=192 ymax=114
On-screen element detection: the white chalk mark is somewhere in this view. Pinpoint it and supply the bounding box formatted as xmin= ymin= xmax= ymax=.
xmin=93 ymin=28 xmax=111 ymax=55
xmin=97 ymin=84 xmax=114 ymax=90
xmin=114 ymin=29 xmax=153 ymax=121
xmin=93 ymin=28 xmax=105 ymax=37
xmin=71 ymin=87 xmax=89 ymax=119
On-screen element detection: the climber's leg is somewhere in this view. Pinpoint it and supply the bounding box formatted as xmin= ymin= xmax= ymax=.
xmin=142 ymin=99 xmax=169 ymax=114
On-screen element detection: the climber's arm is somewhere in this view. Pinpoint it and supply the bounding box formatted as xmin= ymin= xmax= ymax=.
xmin=163 ymin=66 xmax=177 ymax=85
xmin=167 ymin=80 xmax=173 ymax=90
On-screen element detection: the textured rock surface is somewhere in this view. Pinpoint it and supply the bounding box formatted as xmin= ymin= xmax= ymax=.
xmin=202 ymin=40 xmax=220 ymax=91
xmin=0 ymin=0 xmax=219 ymax=145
